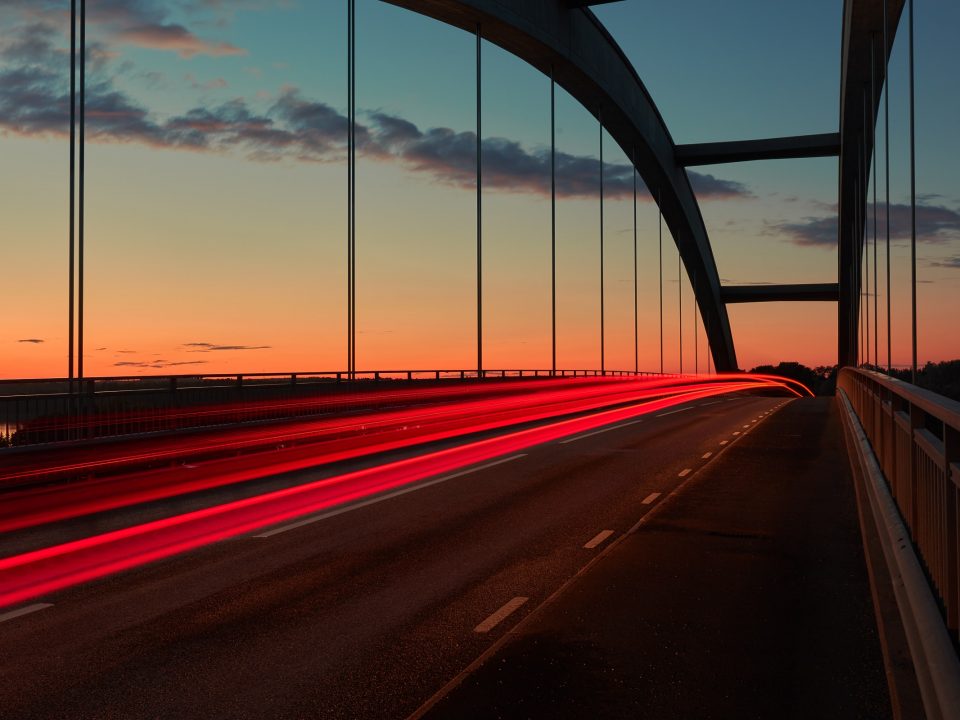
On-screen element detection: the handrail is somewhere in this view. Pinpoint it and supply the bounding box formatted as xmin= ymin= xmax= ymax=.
xmin=838 ymin=366 xmax=960 ymax=642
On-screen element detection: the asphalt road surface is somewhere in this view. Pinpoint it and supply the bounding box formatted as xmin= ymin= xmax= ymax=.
xmin=0 ymin=394 xmax=886 ymax=719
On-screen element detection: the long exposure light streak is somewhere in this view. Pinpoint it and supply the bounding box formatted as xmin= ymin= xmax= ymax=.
xmin=0 ymin=378 xmax=795 ymax=609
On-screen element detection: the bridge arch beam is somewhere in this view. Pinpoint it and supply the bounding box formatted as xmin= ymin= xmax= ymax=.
xmin=384 ymin=0 xmax=738 ymax=371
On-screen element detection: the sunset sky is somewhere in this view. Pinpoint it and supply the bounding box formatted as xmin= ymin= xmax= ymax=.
xmin=2 ymin=0 xmax=958 ymax=379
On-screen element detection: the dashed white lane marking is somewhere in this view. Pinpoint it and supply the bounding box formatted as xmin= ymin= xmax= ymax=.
xmin=474 ymin=597 xmax=529 ymax=633
xmin=255 ymin=454 xmax=527 ymax=537
xmin=0 ymin=603 xmax=52 ymax=624
xmin=583 ymin=530 xmax=615 ymax=549
xmin=700 ymin=400 xmax=722 ymax=406
xmin=558 ymin=418 xmax=644 ymax=444
xmin=743 ymin=424 xmax=750 ymax=428
xmin=733 ymin=431 xmax=741 ymax=435
xmin=656 ymin=406 xmax=693 ymax=417
xmin=641 ymin=492 xmax=662 ymax=505
xmin=678 ymin=468 xmax=692 ymax=478
xmin=720 ymin=440 xmax=729 ymax=446
xmin=702 ymin=451 xmax=713 ymax=459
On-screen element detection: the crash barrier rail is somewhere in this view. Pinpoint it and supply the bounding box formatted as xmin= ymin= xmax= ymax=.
xmin=838 ymin=367 xmax=960 ymax=639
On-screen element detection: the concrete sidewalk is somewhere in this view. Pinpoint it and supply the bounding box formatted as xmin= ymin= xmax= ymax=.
xmin=423 ymin=398 xmax=901 ymax=719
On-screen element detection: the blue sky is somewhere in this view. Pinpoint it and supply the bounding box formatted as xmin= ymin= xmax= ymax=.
xmin=0 ymin=0 xmax=957 ymax=377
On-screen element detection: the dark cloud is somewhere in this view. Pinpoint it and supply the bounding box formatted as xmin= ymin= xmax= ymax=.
xmin=87 ymin=0 xmax=245 ymax=58
xmin=17 ymin=338 xmax=44 ymax=344
xmin=688 ymin=172 xmax=750 ymax=200
xmin=775 ymin=202 xmax=960 ymax=248
xmin=928 ymin=255 xmax=960 ymax=269
xmin=114 ymin=359 xmax=210 ymax=369
xmin=184 ymin=342 xmax=272 ymax=351
xmin=0 ymin=13 xmax=748 ymax=202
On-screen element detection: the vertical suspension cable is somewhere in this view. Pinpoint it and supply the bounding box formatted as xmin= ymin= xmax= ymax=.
xmin=658 ymin=188 xmax=663 ymax=374
xmin=599 ymin=110 xmax=605 ymax=374
xmin=678 ymin=249 xmax=682 ymax=374
xmin=854 ymin=154 xmax=865 ymax=365
xmin=871 ymin=36 xmax=879 ymax=368
xmin=350 ymin=0 xmax=356 ymax=376
xmin=69 ymin=0 xmax=76 ymax=386
xmin=883 ymin=0 xmax=892 ymax=373
xmin=694 ymin=274 xmax=698 ymax=374
xmin=78 ymin=0 xmax=85 ymax=382
xmin=862 ymin=87 xmax=870 ymax=367
xmin=476 ymin=25 xmax=483 ymax=377
xmin=346 ymin=0 xmax=354 ymax=376
xmin=632 ymin=149 xmax=638 ymax=374
xmin=550 ymin=69 xmax=556 ymax=376
xmin=908 ymin=0 xmax=917 ymax=382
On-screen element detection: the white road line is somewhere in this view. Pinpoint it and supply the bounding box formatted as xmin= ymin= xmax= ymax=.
xmin=641 ymin=492 xmax=662 ymax=505
xmin=702 ymin=452 xmax=713 ymax=459
xmin=583 ymin=530 xmax=615 ymax=549
xmin=733 ymin=431 xmax=741 ymax=435
xmin=720 ymin=440 xmax=729 ymax=446
xmin=255 ymin=454 xmax=527 ymax=538
xmin=742 ymin=424 xmax=750 ymax=428
xmin=0 ymin=603 xmax=52 ymax=624
xmin=700 ymin=400 xmax=722 ymax=406
xmin=474 ymin=597 xmax=529 ymax=633
xmin=558 ymin=418 xmax=644 ymax=444
xmin=656 ymin=406 xmax=693 ymax=417
xmin=678 ymin=468 xmax=692 ymax=478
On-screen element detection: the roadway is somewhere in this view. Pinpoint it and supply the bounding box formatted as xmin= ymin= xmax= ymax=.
xmin=0 ymin=393 xmax=882 ymax=719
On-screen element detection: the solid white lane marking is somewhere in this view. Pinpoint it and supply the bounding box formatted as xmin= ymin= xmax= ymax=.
xmin=678 ymin=468 xmax=692 ymax=478
xmin=583 ymin=530 xmax=615 ymax=549
xmin=720 ymin=440 xmax=729 ymax=446
xmin=656 ymin=406 xmax=693 ymax=417
xmin=702 ymin=452 xmax=713 ymax=459
xmin=641 ymin=492 xmax=662 ymax=505
xmin=0 ymin=603 xmax=52 ymax=624
xmin=558 ymin=418 xmax=644 ymax=444
xmin=700 ymin=400 xmax=722 ymax=406
xmin=255 ymin=454 xmax=527 ymax=537
xmin=474 ymin=597 xmax=528 ymax=633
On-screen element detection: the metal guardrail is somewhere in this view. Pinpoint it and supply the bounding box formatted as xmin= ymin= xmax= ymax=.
xmin=0 ymin=368 xmax=663 ymax=448
xmin=838 ymin=367 xmax=960 ymax=639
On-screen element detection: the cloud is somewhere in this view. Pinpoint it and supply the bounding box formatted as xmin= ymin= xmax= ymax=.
xmin=114 ymin=359 xmax=210 ymax=369
xmin=0 ymin=17 xmax=747 ymax=202
xmin=688 ymin=172 xmax=750 ymax=200
xmin=86 ymin=0 xmax=246 ymax=58
xmin=928 ymin=255 xmax=960 ymax=269
xmin=114 ymin=24 xmax=244 ymax=59
xmin=17 ymin=338 xmax=44 ymax=344
xmin=184 ymin=342 xmax=272 ymax=351
xmin=775 ymin=201 xmax=960 ymax=248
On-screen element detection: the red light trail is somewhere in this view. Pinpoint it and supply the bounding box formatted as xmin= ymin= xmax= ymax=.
xmin=0 ymin=375 xmax=804 ymax=609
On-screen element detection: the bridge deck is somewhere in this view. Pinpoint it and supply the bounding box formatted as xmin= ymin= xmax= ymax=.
xmin=424 ymin=398 xmax=902 ymax=719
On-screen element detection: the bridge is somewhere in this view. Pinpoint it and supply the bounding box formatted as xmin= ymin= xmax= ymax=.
xmin=1 ymin=1 xmax=959 ymax=718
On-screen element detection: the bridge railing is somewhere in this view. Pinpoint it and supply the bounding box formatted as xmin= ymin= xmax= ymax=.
xmin=838 ymin=367 xmax=960 ymax=637
xmin=0 ymin=368 xmax=663 ymax=449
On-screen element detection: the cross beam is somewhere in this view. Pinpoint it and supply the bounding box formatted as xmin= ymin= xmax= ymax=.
xmin=676 ymin=133 xmax=841 ymax=167
xmin=721 ymin=283 xmax=840 ymax=304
